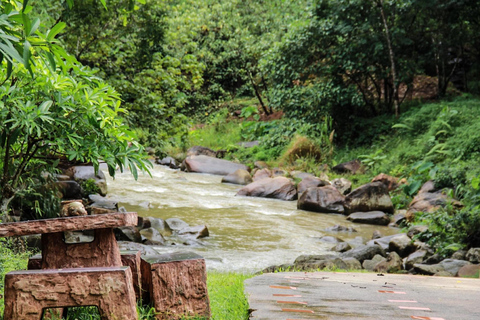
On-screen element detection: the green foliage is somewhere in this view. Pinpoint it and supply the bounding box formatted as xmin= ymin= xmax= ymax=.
xmin=359 ymin=149 xmax=386 ymax=172
xmin=0 ymin=1 xmax=151 ymax=219
xmin=80 ymin=178 xmax=101 ymax=196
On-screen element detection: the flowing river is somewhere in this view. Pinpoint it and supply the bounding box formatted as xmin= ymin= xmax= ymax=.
xmin=106 ymin=164 xmax=399 ymax=273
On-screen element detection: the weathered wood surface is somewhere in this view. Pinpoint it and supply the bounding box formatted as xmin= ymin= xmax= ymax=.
xmin=41 ymin=229 xmax=122 ymax=269
xmin=4 ymin=267 xmax=138 ymax=320
xmin=141 ymin=252 xmax=210 ymax=320
xmin=0 ymin=212 xmax=137 ymax=237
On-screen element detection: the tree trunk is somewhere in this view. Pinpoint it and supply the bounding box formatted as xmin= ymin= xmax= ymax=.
xmin=249 ymin=71 xmax=270 ymax=115
xmin=377 ymin=0 xmax=400 ymax=117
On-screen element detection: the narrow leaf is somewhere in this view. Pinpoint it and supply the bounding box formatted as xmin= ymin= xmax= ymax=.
xmin=23 ymin=40 xmax=32 ymax=76
xmin=22 ymin=0 xmax=30 ymax=12
xmin=29 ymin=18 xmax=40 ymax=36
xmin=47 ymin=22 xmax=66 ymax=41
xmin=45 ymin=51 xmax=56 ymax=71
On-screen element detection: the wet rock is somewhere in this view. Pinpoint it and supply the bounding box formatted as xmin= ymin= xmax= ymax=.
xmin=341 ymin=244 xmax=385 ymax=263
xmin=466 ymin=248 xmax=480 ymax=263
xmin=115 ymin=227 xmax=142 ymax=242
xmin=342 ymin=257 xmax=362 ymax=270
xmin=363 ymin=254 xmax=387 ymax=271
xmin=156 ymin=156 xmax=178 ymax=169
xmin=237 ymin=177 xmax=297 ymax=201
xmin=325 ymin=225 xmax=357 ymax=233
xmin=331 ymin=178 xmax=352 ymax=195
xmin=414 ymin=259 xmax=471 ymax=276
xmin=371 ymin=173 xmax=399 ymax=191
xmin=390 ymin=211 xmax=407 ymax=227
xmin=252 ymin=168 xmax=272 ymax=181
xmin=187 ymin=146 xmax=217 ymax=157
xmin=347 ymin=236 xmax=366 ymax=248
xmin=178 ymin=225 xmax=209 ymax=239
xmin=221 ymin=169 xmax=253 ymax=185
xmin=414 ymin=263 xmax=444 ymax=275
xmin=407 ymin=225 xmax=428 ymax=239
xmin=451 ymin=250 xmax=467 ymax=261
xmin=140 ymin=227 xmax=166 ymax=245
xmin=56 ymin=180 xmax=83 ymax=199
xmin=117 ymin=241 xmax=159 ymax=255
xmin=389 ymin=234 xmax=416 ymax=257
xmin=347 ymin=211 xmax=391 ymax=226
xmin=165 ymin=218 xmax=189 ymax=232
xmin=367 ymin=235 xmax=402 ymax=251
xmin=424 ymin=254 xmax=443 ymax=265
xmin=72 ymin=165 xmax=107 ymax=196
xmin=295 ymin=258 xmax=347 ymax=271
xmin=406 ymin=190 xmax=462 ymax=221
xmin=371 ymin=230 xmax=383 ymax=240
xmin=297 ymin=185 xmax=345 ymax=214
xmin=344 ymin=182 xmax=394 ymax=214
xmin=290 ymin=171 xmax=315 ymax=181
xmin=374 ymin=252 xmax=403 ymax=273
xmin=147 ymin=217 xmax=172 ymax=236
xmin=333 ymin=242 xmax=352 ymax=253
xmin=319 ymin=236 xmax=344 ymax=244
xmin=88 ymin=194 xmax=118 ymax=210
xmin=261 ymin=264 xmax=295 ymax=273
xmin=297 ymin=177 xmax=330 ymax=195
xmin=457 ymin=264 xmax=480 ymax=278
xmin=440 ymin=259 xmax=471 ymax=276
xmin=254 ymin=161 xmax=269 ymax=169
xmin=294 ymin=254 xmax=337 ymax=265
xmin=405 ymin=250 xmax=429 ymax=270
xmin=332 ymin=159 xmax=365 ymax=175
xmin=185 ymin=155 xmax=249 ymax=176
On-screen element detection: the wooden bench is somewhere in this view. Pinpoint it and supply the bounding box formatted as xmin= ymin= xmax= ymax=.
xmin=3 ymin=267 xmax=137 ymax=320
xmin=141 ymin=252 xmax=210 ymax=320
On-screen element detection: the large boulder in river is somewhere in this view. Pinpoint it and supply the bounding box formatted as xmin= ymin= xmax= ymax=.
xmin=184 ymin=155 xmax=249 ymax=176
xmin=297 ymin=177 xmax=330 ymax=195
xmin=344 ymin=182 xmax=394 ymax=214
xmin=236 ymin=177 xmax=297 ymax=201
xmin=252 ymin=168 xmax=271 ymax=181
xmin=297 ymin=185 xmax=345 ymax=214
xmin=221 ymin=169 xmax=253 ymax=185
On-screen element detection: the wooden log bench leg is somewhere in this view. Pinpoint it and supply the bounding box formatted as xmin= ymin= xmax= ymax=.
xmin=140 ymin=252 xmax=210 ymax=320
xmin=27 ymin=250 xmax=143 ymax=301
xmin=3 ymin=267 xmax=138 ymax=320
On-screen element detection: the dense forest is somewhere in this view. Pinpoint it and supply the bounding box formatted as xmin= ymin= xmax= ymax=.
xmin=1 ymin=0 xmax=480 ymax=267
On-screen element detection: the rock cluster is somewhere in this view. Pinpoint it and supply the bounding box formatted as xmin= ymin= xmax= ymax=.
xmin=263 ymin=226 xmax=480 ymax=278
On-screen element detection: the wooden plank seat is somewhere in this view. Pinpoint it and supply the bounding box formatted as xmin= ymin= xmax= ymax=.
xmin=3 ymin=267 xmax=138 ymax=320
xmin=140 ymin=252 xmax=210 ymax=320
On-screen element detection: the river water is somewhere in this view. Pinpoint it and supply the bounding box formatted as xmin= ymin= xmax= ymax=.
xmin=106 ymin=165 xmax=399 ymax=273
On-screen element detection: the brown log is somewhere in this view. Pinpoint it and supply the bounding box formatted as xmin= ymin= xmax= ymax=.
xmin=0 ymin=212 xmax=137 ymax=237
xmin=4 ymin=267 xmax=138 ymax=320
xmin=141 ymin=252 xmax=210 ymax=320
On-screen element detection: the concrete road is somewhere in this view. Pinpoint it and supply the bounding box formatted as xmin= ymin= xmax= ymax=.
xmin=244 ymin=272 xmax=480 ymax=320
